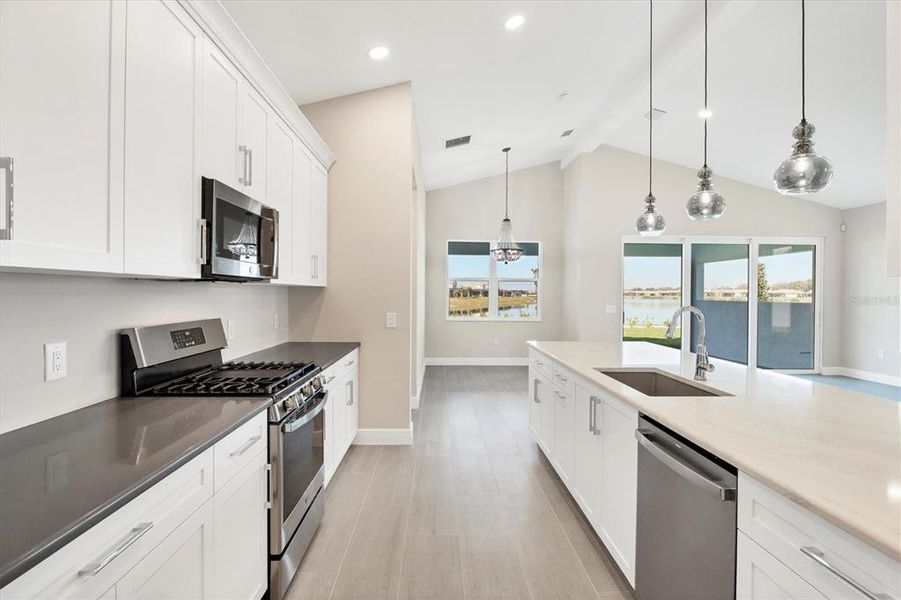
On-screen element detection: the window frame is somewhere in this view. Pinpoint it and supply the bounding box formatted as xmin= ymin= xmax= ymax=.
xmin=445 ymin=239 xmax=542 ymax=322
xmin=620 ymin=235 xmax=824 ymax=374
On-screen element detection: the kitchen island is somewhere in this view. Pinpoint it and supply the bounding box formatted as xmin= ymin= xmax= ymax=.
xmin=528 ymin=340 xmax=900 ymax=598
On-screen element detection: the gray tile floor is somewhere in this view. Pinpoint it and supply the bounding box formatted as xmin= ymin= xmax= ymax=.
xmin=287 ymin=366 xmax=634 ymax=600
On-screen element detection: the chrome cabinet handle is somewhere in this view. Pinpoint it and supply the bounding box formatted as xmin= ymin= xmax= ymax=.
xmin=536 ymin=360 xmax=544 ymax=367
xmin=591 ymin=397 xmax=602 ymax=436
xmin=312 ymin=254 xmax=319 ymax=279
xmin=533 ymin=379 xmax=540 ymax=404
xmin=635 ymin=429 xmax=736 ymax=501
xmin=346 ymin=380 xmax=354 ymax=406
xmin=238 ymin=145 xmax=249 ymax=184
xmin=247 ymin=147 xmax=253 ymax=186
xmin=800 ymin=546 xmax=894 ymax=600
xmin=345 ymin=360 xmax=354 ymax=367
xmin=229 ymin=434 xmax=262 ymax=457
xmin=79 ymin=522 xmax=153 ymax=576
xmin=198 ymin=218 xmax=208 ymax=263
xmin=588 ymin=395 xmax=598 ymax=434
xmin=0 ymin=157 xmax=12 ymax=240
xmin=325 ymin=375 xmax=336 ymax=384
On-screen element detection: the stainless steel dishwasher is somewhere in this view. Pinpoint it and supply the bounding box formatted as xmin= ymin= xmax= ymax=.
xmin=635 ymin=416 xmax=738 ymax=600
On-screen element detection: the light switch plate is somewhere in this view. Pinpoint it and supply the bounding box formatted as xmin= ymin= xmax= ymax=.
xmin=44 ymin=342 xmax=67 ymax=382
xmin=386 ymin=312 xmax=397 ymax=329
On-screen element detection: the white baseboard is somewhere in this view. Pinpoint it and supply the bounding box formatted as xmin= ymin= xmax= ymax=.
xmin=819 ymin=367 xmax=901 ymax=387
xmin=354 ymin=423 xmax=413 ymax=445
xmin=425 ymin=357 xmax=529 ymax=366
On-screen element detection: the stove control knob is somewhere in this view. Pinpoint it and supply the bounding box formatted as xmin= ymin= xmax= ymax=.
xmin=284 ymin=397 xmax=299 ymax=411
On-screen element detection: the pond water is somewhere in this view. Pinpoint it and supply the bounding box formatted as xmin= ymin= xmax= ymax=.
xmin=623 ymin=298 xmax=682 ymax=325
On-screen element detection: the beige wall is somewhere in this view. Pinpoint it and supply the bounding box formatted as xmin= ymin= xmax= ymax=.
xmin=562 ymin=145 xmax=846 ymax=368
xmin=840 ymin=202 xmax=901 ymax=378
xmin=412 ymin=109 xmax=427 ymax=401
xmin=426 ymin=161 xmax=564 ymax=360
xmin=0 ymin=273 xmax=289 ymax=433
xmin=291 ymin=83 xmax=414 ymax=431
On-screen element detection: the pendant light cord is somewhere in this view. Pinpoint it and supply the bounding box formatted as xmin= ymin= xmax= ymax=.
xmin=801 ymin=0 xmax=806 ymax=123
xmin=703 ymin=0 xmax=708 ymax=167
xmin=648 ymin=0 xmax=653 ymax=195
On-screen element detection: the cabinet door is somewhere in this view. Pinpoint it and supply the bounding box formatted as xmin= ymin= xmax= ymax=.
xmin=310 ymin=162 xmax=328 ymax=284
xmin=552 ymin=387 xmax=574 ymax=484
xmin=598 ymin=395 xmax=638 ymax=587
xmin=528 ymin=371 xmax=541 ymax=438
xmin=267 ymin=117 xmax=294 ymax=282
xmin=292 ymin=145 xmax=313 ymax=283
xmin=213 ymin=452 xmax=267 ymax=600
xmin=240 ymin=86 xmax=267 ymax=200
xmin=200 ymin=39 xmax=241 ymax=188
xmin=538 ymin=374 xmax=555 ymax=457
xmin=323 ymin=394 xmax=335 ymax=485
xmin=117 ymin=499 xmax=215 ymax=599
xmin=123 ymin=0 xmax=201 ymax=278
xmin=737 ymin=532 xmax=827 ymax=600
xmin=330 ymin=375 xmax=348 ymax=466
xmin=0 ymin=0 xmax=123 ymax=273
xmin=572 ymin=383 xmax=602 ymax=524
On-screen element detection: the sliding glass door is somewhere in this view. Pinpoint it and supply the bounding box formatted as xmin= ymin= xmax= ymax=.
xmin=622 ymin=237 xmax=821 ymax=372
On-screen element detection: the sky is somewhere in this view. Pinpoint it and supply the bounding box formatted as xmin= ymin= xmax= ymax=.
xmin=448 ymin=255 xmax=538 ymax=279
xmin=624 ymin=250 xmax=814 ymax=289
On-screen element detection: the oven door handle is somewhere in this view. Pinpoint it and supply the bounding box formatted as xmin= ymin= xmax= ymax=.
xmin=281 ymin=392 xmax=327 ymax=433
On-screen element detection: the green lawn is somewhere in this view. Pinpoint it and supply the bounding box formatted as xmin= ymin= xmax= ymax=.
xmin=623 ymin=326 xmax=681 ymax=349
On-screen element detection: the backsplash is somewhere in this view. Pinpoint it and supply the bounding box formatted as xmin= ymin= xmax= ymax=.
xmin=0 ymin=273 xmax=290 ymax=433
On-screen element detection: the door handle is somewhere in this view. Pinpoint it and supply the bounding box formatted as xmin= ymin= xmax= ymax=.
xmin=0 ymin=156 xmax=12 ymax=240
xmin=79 ymin=522 xmax=153 ymax=576
xmin=635 ymin=429 xmax=736 ymax=501
xmin=800 ymin=546 xmax=894 ymax=600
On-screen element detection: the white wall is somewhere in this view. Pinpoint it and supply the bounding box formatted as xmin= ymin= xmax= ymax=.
xmin=562 ymin=145 xmax=846 ymax=368
xmin=840 ymin=202 xmax=901 ymax=378
xmin=291 ymin=83 xmax=414 ymax=431
xmin=425 ymin=161 xmax=564 ymax=360
xmin=0 ymin=273 xmax=289 ymax=433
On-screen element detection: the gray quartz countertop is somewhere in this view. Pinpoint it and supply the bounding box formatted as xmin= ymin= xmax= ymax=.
xmin=236 ymin=341 xmax=360 ymax=371
xmin=0 ymin=395 xmax=270 ymax=588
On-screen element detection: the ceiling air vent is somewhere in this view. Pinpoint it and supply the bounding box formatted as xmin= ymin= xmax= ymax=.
xmin=561 ymin=129 xmax=574 ymax=138
xmin=445 ymin=135 xmax=471 ymax=149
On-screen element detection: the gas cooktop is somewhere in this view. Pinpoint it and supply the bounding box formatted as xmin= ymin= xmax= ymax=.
xmin=149 ymin=361 xmax=319 ymax=397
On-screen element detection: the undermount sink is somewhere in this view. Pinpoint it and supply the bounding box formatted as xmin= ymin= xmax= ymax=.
xmin=595 ymin=369 xmax=732 ymax=397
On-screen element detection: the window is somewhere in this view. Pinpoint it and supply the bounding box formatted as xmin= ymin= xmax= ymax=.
xmin=447 ymin=240 xmax=540 ymax=320
xmin=622 ymin=237 xmax=822 ymax=372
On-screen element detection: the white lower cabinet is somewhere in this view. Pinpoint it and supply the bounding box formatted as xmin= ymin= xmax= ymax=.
xmin=1 ymin=413 xmax=268 ymax=600
xmin=323 ymin=350 xmax=360 ymax=484
xmin=737 ymin=532 xmax=826 ymax=600
xmin=528 ymin=350 xmax=638 ymax=588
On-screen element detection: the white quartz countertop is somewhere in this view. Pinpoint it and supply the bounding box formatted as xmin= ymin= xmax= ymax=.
xmin=527 ymin=340 xmax=901 ymax=562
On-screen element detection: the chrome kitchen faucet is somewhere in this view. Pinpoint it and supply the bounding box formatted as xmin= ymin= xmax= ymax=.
xmin=667 ymin=305 xmax=715 ymax=381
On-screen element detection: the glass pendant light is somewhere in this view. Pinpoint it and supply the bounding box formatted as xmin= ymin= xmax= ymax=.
xmin=687 ymin=0 xmax=726 ymax=221
xmin=490 ymin=147 xmax=524 ymax=264
xmin=773 ymin=0 xmax=833 ymax=194
xmin=636 ymin=0 xmax=666 ymax=236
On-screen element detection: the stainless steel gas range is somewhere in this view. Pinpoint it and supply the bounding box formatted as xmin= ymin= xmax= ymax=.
xmin=120 ymin=318 xmax=325 ymax=600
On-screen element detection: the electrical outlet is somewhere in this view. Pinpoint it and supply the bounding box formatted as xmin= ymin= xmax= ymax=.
xmin=273 ymin=313 xmax=280 ymax=331
xmin=226 ymin=320 xmax=235 ymax=341
xmin=44 ymin=342 xmax=67 ymax=382
xmin=878 ymin=349 xmax=885 ymax=359
xmin=386 ymin=312 xmax=397 ymax=329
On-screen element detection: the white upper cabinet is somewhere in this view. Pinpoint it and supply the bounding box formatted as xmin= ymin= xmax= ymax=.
xmin=200 ymin=40 xmax=242 ymax=189
xmin=240 ymin=87 xmax=268 ymax=200
xmin=292 ymin=144 xmax=314 ymax=284
xmin=310 ymin=162 xmax=328 ymax=285
xmin=0 ymin=0 xmax=124 ymax=273
xmin=123 ymin=0 xmax=202 ymax=278
xmin=266 ymin=117 xmax=294 ymax=281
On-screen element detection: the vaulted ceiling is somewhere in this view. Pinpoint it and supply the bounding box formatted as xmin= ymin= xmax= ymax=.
xmin=223 ymin=0 xmax=886 ymax=209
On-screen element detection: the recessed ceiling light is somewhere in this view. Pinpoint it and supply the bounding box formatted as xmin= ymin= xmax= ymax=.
xmin=368 ymin=46 xmax=390 ymax=61
xmin=698 ymin=108 xmax=713 ymax=119
xmin=504 ymin=15 xmax=525 ymax=30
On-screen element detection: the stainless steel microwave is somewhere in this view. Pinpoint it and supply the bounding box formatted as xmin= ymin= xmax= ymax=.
xmin=201 ymin=177 xmax=278 ymax=281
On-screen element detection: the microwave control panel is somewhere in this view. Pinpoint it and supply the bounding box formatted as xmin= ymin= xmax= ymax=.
xmin=171 ymin=327 xmax=206 ymax=350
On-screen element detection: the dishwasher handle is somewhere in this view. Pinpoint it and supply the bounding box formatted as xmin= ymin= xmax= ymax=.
xmin=635 ymin=429 xmax=736 ymax=502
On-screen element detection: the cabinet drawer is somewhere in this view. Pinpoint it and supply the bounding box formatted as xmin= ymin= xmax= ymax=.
xmin=2 ymin=450 xmax=213 ymax=599
xmin=738 ymin=473 xmax=901 ymax=600
xmin=333 ymin=348 xmax=359 ymax=382
xmin=214 ymin=412 xmax=267 ymax=492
